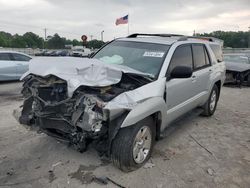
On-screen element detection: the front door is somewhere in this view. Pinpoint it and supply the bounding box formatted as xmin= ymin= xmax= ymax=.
xmin=165 ymin=44 xmax=196 ymax=125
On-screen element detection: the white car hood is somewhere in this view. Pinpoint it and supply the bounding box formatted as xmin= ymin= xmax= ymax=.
xmin=21 ymin=57 xmax=151 ymax=97
xmin=225 ymin=62 xmax=250 ymax=72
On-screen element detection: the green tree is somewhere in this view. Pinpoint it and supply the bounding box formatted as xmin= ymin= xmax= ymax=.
xmin=0 ymin=31 xmax=12 ymax=47
xmin=23 ymin=32 xmax=43 ymax=48
xmin=11 ymin=34 xmax=26 ymax=48
xmin=197 ymin=31 xmax=250 ymax=48
xmin=46 ymin=33 xmax=65 ymax=49
xmin=87 ymin=39 xmax=105 ymax=49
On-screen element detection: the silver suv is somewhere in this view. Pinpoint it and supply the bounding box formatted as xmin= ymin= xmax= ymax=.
xmin=18 ymin=33 xmax=226 ymax=171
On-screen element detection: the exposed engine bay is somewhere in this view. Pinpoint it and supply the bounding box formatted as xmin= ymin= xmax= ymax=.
xmin=19 ymin=73 xmax=151 ymax=153
xmin=225 ymin=70 xmax=250 ymax=86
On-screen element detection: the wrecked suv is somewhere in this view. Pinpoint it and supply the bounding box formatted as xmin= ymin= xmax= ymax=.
xmin=18 ymin=33 xmax=226 ymax=171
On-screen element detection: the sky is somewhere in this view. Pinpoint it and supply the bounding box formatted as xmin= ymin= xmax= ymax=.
xmin=0 ymin=0 xmax=249 ymax=41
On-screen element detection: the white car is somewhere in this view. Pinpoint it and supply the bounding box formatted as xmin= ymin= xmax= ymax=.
xmin=71 ymin=48 xmax=91 ymax=57
xmin=0 ymin=51 xmax=32 ymax=81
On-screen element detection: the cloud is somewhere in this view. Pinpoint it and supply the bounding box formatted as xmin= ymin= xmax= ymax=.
xmin=0 ymin=0 xmax=249 ymax=41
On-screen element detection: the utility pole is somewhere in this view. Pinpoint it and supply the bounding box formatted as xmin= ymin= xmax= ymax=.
xmin=44 ymin=28 xmax=47 ymax=41
xmin=101 ymin=30 xmax=104 ymax=41
xmin=248 ymin=26 xmax=250 ymax=48
xmin=90 ymin=35 xmax=93 ymax=41
xmin=43 ymin=28 xmax=47 ymax=49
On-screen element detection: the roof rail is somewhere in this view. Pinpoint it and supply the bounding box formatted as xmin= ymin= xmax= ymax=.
xmin=127 ymin=33 xmax=184 ymax=38
xmin=180 ymin=36 xmax=214 ymax=42
xmin=126 ymin=33 xmax=223 ymax=45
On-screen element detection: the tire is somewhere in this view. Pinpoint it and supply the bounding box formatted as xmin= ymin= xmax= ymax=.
xmin=111 ymin=117 xmax=155 ymax=172
xmin=201 ymin=84 xmax=219 ymax=116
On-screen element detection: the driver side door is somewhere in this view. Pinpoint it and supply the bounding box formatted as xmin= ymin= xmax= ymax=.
xmin=165 ymin=44 xmax=197 ymax=125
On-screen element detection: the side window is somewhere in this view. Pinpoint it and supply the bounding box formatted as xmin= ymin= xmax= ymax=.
xmin=168 ymin=45 xmax=193 ymax=73
xmin=0 ymin=53 xmax=11 ymax=61
xmin=209 ymin=44 xmax=223 ymax=62
xmin=192 ymin=44 xmax=207 ymax=69
xmin=12 ymin=53 xmax=31 ymax=61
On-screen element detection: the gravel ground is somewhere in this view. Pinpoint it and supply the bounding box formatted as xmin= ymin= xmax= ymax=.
xmin=0 ymin=82 xmax=249 ymax=188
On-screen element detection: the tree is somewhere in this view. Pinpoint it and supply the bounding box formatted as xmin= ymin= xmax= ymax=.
xmin=23 ymin=32 xmax=43 ymax=48
xmin=87 ymin=39 xmax=105 ymax=49
xmin=0 ymin=31 xmax=12 ymax=47
xmin=46 ymin=33 xmax=65 ymax=49
xmin=197 ymin=31 xmax=250 ymax=48
xmin=11 ymin=34 xmax=26 ymax=48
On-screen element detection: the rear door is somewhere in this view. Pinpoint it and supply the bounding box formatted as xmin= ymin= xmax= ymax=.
xmin=11 ymin=53 xmax=31 ymax=77
xmin=0 ymin=53 xmax=18 ymax=80
xmin=191 ymin=44 xmax=212 ymax=104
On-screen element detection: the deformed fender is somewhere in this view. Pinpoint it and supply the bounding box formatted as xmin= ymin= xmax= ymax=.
xmin=120 ymin=97 xmax=167 ymax=128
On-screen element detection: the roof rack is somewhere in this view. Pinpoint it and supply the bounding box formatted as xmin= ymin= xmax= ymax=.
xmin=178 ymin=36 xmax=215 ymax=42
xmin=126 ymin=33 xmax=223 ymax=44
xmin=127 ymin=33 xmax=184 ymax=38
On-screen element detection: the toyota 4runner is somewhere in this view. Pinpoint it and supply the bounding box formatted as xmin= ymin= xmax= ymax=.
xmin=18 ymin=33 xmax=226 ymax=171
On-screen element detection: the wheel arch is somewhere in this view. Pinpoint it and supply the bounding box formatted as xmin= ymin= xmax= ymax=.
xmin=214 ymin=80 xmax=222 ymax=100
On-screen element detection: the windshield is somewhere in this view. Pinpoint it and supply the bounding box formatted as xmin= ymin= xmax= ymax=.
xmin=224 ymin=54 xmax=250 ymax=64
xmin=93 ymin=40 xmax=170 ymax=78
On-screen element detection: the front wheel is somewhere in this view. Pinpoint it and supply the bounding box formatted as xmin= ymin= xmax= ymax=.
xmin=111 ymin=117 xmax=155 ymax=172
xmin=201 ymin=84 xmax=219 ymax=116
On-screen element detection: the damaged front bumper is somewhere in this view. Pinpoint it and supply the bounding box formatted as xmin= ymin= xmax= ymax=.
xmin=17 ymin=72 xmax=149 ymax=154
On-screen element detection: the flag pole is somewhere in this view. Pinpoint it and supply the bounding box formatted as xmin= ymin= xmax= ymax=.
xmin=127 ymin=13 xmax=129 ymax=35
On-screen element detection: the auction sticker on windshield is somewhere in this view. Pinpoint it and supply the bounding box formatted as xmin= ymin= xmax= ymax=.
xmin=143 ymin=51 xmax=165 ymax=58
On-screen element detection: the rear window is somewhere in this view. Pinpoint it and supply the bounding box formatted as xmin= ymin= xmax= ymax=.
xmin=12 ymin=53 xmax=31 ymax=61
xmin=209 ymin=44 xmax=223 ymax=62
xmin=192 ymin=44 xmax=210 ymax=69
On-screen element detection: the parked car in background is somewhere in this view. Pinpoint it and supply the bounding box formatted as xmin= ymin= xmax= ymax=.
xmin=71 ymin=47 xmax=91 ymax=57
xmin=224 ymin=53 xmax=250 ymax=86
xmin=0 ymin=51 xmax=32 ymax=81
xmin=18 ymin=33 xmax=225 ymax=171
xmin=35 ymin=50 xmax=70 ymax=57
xmin=57 ymin=50 xmax=70 ymax=56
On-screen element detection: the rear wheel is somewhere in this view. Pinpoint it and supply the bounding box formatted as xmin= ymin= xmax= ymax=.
xmin=111 ymin=117 xmax=155 ymax=172
xmin=201 ymin=84 xmax=219 ymax=116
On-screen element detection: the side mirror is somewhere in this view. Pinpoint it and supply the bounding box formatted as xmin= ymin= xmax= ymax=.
xmin=170 ymin=66 xmax=192 ymax=79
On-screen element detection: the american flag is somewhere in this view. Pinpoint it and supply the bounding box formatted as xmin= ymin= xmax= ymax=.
xmin=115 ymin=15 xmax=128 ymax=25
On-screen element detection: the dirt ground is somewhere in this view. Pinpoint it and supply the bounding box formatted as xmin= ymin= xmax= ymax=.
xmin=0 ymin=82 xmax=249 ymax=188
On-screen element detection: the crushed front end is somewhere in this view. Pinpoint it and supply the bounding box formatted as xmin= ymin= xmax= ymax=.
xmin=18 ymin=73 xmax=149 ymax=154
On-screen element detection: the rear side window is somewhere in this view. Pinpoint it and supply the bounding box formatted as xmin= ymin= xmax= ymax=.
xmin=12 ymin=53 xmax=31 ymax=61
xmin=0 ymin=53 xmax=11 ymax=61
xmin=192 ymin=44 xmax=210 ymax=69
xmin=168 ymin=45 xmax=193 ymax=73
xmin=209 ymin=44 xmax=223 ymax=62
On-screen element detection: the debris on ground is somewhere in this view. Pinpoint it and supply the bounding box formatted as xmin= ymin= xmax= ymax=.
xmin=68 ymin=164 xmax=125 ymax=187
xmin=143 ymin=161 xmax=155 ymax=169
xmin=6 ymin=168 xmax=15 ymax=176
xmin=94 ymin=176 xmax=126 ymax=188
xmin=48 ymin=170 xmax=57 ymax=183
xmin=35 ymin=166 xmax=41 ymax=169
xmin=189 ymin=134 xmax=217 ymax=159
xmin=49 ymin=161 xmax=62 ymax=172
xmin=207 ymin=168 xmax=214 ymax=176
xmin=47 ymin=161 xmax=63 ymax=183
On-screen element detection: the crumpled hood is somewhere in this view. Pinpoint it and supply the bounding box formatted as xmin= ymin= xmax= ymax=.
xmin=21 ymin=57 xmax=150 ymax=97
xmin=225 ymin=62 xmax=250 ymax=72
